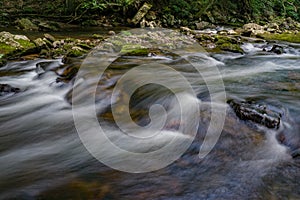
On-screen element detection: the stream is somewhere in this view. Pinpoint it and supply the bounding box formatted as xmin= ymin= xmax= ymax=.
xmin=0 ymin=39 xmax=300 ymax=199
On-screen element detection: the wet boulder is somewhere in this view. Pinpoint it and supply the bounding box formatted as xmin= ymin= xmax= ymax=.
xmin=0 ymin=31 xmax=37 ymax=59
xmin=215 ymin=36 xmax=244 ymax=54
xmin=0 ymin=84 xmax=20 ymax=95
xmin=15 ymin=18 xmax=38 ymax=31
xmin=44 ymin=33 xmax=56 ymax=43
xmin=243 ymin=23 xmax=264 ymax=31
xmin=228 ymin=99 xmax=281 ymax=129
xmin=37 ymin=21 xmax=59 ymax=32
xmin=291 ymin=149 xmax=300 ymax=158
xmin=195 ymin=21 xmax=211 ymax=30
xmin=268 ymin=44 xmax=285 ymax=54
xmin=242 ymin=23 xmax=266 ymax=37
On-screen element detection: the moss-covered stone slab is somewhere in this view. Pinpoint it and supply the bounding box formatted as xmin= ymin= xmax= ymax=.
xmin=0 ymin=31 xmax=37 ymax=59
xmin=15 ymin=18 xmax=39 ymax=31
xmin=258 ymin=32 xmax=300 ymax=43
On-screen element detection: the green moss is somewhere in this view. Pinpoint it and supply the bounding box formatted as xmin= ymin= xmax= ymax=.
xmin=111 ymin=39 xmax=126 ymax=49
xmin=216 ymin=39 xmax=228 ymax=45
xmin=219 ymin=43 xmax=244 ymax=54
xmin=63 ymin=44 xmax=73 ymax=51
xmin=215 ymin=35 xmax=238 ymax=44
xmin=0 ymin=39 xmax=36 ymax=58
xmin=17 ymin=39 xmax=35 ymax=49
xmin=0 ymin=42 xmax=16 ymax=55
xmin=120 ymin=31 xmax=132 ymax=36
xmin=92 ymin=34 xmax=104 ymax=39
xmin=120 ymin=45 xmax=147 ymax=55
xmin=67 ymin=50 xmax=84 ymax=57
xmin=258 ymin=33 xmax=300 ymax=43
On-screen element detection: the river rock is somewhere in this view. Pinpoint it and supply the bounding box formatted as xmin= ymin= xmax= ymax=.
xmin=15 ymin=18 xmax=38 ymax=31
xmin=14 ymin=35 xmax=30 ymax=41
xmin=44 ymin=34 xmax=56 ymax=43
xmin=268 ymin=44 xmax=285 ymax=54
xmin=227 ymin=30 xmax=238 ymax=35
xmin=0 ymin=31 xmax=37 ymax=59
xmin=228 ymin=99 xmax=281 ymax=129
xmin=268 ymin=22 xmax=279 ymax=30
xmin=243 ymin=23 xmax=264 ymax=31
xmin=108 ymin=31 xmax=116 ymax=36
xmin=291 ymin=149 xmax=300 ymax=158
xmin=0 ymin=31 xmax=20 ymax=48
xmin=37 ymin=21 xmax=59 ymax=32
xmin=56 ymin=62 xmax=81 ymax=83
xmin=66 ymin=46 xmax=87 ymax=57
xmin=242 ymin=23 xmax=266 ymax=37
xmin=195 ymin=21 xmax=210 ymax=30
xmin=33 ymin=38 xmax=47 ymax=49
xmin=0 ymin=84 xmax=20 ymax=95
xmin=36 ymin=61 xmax=60 ymax=75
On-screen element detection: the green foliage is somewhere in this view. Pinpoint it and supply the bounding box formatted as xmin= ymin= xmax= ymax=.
xmin=77 ymin=0 xmax=140 ymax=17
xmin=249 ymin=0 xmax=300 ymax=21
xmin=169 ymin=0 xmax=193 ymax=19
xmin=81 ymin=0 xmax=108 ymax=11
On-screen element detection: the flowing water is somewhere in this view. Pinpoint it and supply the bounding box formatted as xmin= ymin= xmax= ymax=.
xmin=0 ymin=40 xmax=300 ymax=199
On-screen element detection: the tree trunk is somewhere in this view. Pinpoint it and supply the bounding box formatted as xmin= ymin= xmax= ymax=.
xmin=65 ymin=0 xmax=76 ymax=14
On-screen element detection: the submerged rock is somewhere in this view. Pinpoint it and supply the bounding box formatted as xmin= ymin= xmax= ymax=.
xmin=228 ymin=99 xmax=281 ymax=129
xmin=0 ymin=84 xmax=20 ymax=95
xmin=268 ymin=44 xmax=285 ymax=54
xmin=291 ymin=149 xmax=300 ymax=158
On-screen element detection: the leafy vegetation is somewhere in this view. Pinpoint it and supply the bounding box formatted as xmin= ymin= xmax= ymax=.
xmin=1 ymin=0 xmax=300 ymax=26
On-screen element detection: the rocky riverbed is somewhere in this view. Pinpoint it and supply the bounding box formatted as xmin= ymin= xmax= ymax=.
xmin=2 ymin=16 xmax=300 ymax=67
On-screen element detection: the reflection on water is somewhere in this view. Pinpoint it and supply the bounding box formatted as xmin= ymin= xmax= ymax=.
xmin=0 ymin=41 xmax=300 ymax=199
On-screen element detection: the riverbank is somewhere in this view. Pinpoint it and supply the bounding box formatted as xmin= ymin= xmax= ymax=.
xmin=1 ymin=19 xmax=300 ymax=67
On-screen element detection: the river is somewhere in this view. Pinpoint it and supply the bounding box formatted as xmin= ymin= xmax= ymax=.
xmin=0 ymin=37 xmax=300 ymax=199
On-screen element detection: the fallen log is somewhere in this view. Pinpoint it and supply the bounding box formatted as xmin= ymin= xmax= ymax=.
xmin=228 ymin=99 xmax=281 ymax=129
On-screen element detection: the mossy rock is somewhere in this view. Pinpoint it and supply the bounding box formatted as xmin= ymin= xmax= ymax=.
xmin=257 ymin=32 xmax=300 ymax=43
xmin=67 ymin=50 xmax=84 ymax=57
xmin=66 ymin=47 xmax=87 ymax=57
xmin=121 ymin=44 xmax=148 ymax=55
xmin=219 ymin=43 xmax=244 ymax=54
xmin=56 ymin=64 xmax=80 ymax=82
xmin=92 ymin=34 xmax=105 ymax=39
xmin=120 ymin=31 xmax=132 ymax=36
xmin=0 ymin=39 xmax=37 ymax=59
xmin=15 ymin=18 xmax=38 ymax=31
xmin=0 ymin=42 xmax=17 ymax=55
xmin=215 ymin=35 xmax=239 ymax=44
xmin=77 ymin=43 xmax=93 ymax=50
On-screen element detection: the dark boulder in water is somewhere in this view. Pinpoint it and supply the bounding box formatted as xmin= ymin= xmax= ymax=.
xmin=268 ymin=44 xmax=285 ymax=54
xmin=291 ymin=149 xmax=300 ymax=158
xmin=0 ymin=84 xmax=20 ymax=95
xmin=227 ymin=99 xmax=281 ymax=129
